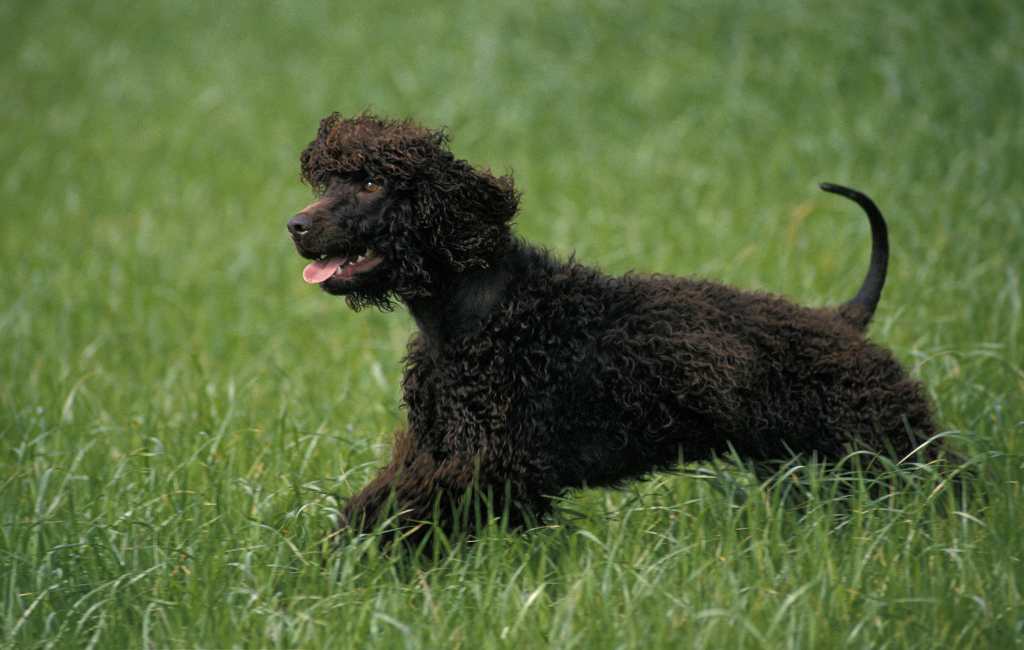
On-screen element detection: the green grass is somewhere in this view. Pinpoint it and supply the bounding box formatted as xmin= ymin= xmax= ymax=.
xmin=2 ymin=0 xmax=1022 ymax=647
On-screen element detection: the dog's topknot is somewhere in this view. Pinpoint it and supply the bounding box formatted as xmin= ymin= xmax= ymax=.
xmin=300 ymin=112 xmax=450 ymax=194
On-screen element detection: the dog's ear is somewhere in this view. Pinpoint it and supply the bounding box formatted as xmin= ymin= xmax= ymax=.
xmin=414 ymin=161 xmax=521 ymax=270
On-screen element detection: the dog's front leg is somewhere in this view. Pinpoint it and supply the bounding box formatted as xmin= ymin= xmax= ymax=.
xmin=336 ymin=428 xmax=482 ymax=546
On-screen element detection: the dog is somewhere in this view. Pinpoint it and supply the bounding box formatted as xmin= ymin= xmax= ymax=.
xmin=286 ymin=113 xmax=937 ymax=543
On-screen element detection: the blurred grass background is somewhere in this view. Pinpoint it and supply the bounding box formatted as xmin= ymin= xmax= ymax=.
xmin=2 ymin=0 xmax=1022 ymax=647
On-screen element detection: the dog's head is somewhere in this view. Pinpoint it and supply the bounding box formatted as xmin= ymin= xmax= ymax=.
xmin=287 ymin=112 xmax=520 ymax=311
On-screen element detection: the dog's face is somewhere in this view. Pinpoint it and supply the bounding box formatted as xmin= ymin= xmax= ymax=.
xmin=287 ymin=173 xmax=403 ymax=307
xmin=288 ymin=112 xmax=520 ymax=311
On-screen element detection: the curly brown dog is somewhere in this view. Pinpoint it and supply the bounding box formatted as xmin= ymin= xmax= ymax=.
xmin=286 ymin=113 xmax=937 ymax=543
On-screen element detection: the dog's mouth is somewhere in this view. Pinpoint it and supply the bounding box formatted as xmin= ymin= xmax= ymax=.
xmin=301 ymin=250 xmax=384 ymax=284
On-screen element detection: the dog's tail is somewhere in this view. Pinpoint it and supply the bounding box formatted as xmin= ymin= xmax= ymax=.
xmin=820 ymin=183 xmax=889 ymax=331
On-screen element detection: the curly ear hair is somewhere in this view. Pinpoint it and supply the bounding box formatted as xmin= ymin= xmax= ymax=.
xmin=300 ymin=112 xmax=521 ymax=271
xmin=413 ymin=156 xmax=520 ymax=271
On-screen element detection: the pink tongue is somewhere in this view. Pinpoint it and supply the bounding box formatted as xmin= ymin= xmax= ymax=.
xmin=302 ymin=256 xmax=348 ymax=284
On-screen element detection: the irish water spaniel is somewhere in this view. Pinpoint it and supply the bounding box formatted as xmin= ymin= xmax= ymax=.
xmin=286 ymin=112 xmax=937 ymax=542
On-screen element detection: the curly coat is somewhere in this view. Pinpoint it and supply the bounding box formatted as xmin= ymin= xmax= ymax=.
xmin=286 ymin=112 xmax=937 ymax=541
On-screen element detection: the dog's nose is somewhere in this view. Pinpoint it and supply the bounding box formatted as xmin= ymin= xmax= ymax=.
xmin=287 ymin=213 xmax=313 ymax=237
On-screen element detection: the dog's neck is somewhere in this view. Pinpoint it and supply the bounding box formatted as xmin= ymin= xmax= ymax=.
xmin=405 ymin=241 xmax=529 ymax=348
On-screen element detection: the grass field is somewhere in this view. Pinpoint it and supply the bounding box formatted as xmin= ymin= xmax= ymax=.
xmin=2 ymin=0 xmax=1023 ymax=647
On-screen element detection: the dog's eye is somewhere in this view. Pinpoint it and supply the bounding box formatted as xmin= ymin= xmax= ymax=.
xmin=363 ymin=181 xmax=380 ymax=193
